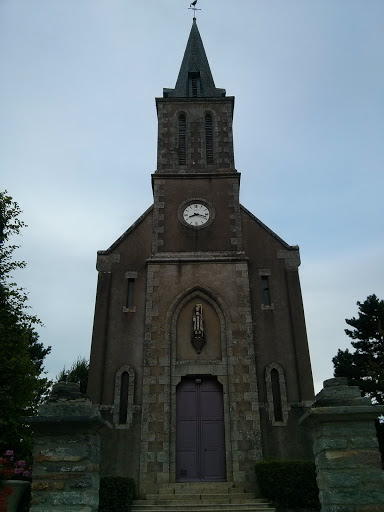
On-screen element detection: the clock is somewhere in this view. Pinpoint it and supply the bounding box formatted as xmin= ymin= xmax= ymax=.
xmin=183 ymin=203 xmax=210 ymax=226
xmin=177 ymin=198 xmax=215 ymax=229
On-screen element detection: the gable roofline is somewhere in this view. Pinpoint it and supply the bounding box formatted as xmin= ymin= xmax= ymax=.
xmin=240 ymin=204 xmax=299 ymax=251
xmin=97 ymin=205 xmax=153 ymax=255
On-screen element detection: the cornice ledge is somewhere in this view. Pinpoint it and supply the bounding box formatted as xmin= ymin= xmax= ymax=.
xmin=147 ymin=251 xmax=247 ymax=264
xmin=97 ymin=253 xmax=120 ymax=272
xmin=277 ymin=249 xmax=301 ymax=268
xmin=152 ymin=171 xmax=239 ymax=179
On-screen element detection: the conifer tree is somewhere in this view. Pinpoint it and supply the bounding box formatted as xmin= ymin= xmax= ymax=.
xmin=333 ymin=294 xmax=384 ymax=404
xmin=56 ymin=357 xmax=89 ymax=394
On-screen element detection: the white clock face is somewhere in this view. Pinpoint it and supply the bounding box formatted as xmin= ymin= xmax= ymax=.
xmin=183 ymin=203 xmax=210 ymax=226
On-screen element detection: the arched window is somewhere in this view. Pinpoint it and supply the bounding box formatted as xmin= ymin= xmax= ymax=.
xmin=265 ymin=363 xmax=289 ymax=425
xmin=271 ymin=369 xmax=283 ymax=422
xmin=119 ymin=371 xmax=129 ymax=424
xmin=178 ymin=114 xmax=186 ymax=165
xmin=113 ymin=365 xmax=135 ymax=428
xmin=205 ymin=113 xmax=214 ymax=165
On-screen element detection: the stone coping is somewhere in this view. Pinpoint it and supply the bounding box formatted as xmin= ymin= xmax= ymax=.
xmin=299 ymin=404 xmax=384 ymax=426
xmin=25 ymin=415 xmax=111 ymax=433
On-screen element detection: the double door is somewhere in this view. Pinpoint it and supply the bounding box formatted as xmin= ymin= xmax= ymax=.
xmin=176 ymin=376 xmax=226 ymax=482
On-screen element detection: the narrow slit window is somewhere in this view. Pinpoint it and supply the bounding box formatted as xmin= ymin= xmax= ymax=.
xmin=127 ymin=278 xmax=135 ymax=308
xmin=271 ymin=369 xmax=283 ymax=422
xmin=178 ymin=114 xmax=186 ymax=165
xmin=261 ymin=276 xmax=271 ymax=306
xmin=205 ymin=113 xmax=214 ymax=165
xmin=119 ymin=371 xmax=129 ymax=424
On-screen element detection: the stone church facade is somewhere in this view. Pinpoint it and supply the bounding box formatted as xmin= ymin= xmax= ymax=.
xmin=87 ymin=20 xmax=315 ymax=495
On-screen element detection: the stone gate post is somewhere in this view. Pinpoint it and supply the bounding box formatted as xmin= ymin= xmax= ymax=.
xmin=300 ymin=377 xmax=384 ymax=512
xmin=29 ymin=382 xmax=109 ymax=511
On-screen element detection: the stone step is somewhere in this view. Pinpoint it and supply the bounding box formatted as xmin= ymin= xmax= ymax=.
xmin=158 ymin=482 xmax=244 ymax=494
xmin=132 ymin=498 xmax=275 ymax=511
xmin=132 ymin=482 xmax=276 ymax=512
xmin=143 ymin=493 xmax=258 ymax=503
xmin=131 ymin=505 xmax=275 ymax=512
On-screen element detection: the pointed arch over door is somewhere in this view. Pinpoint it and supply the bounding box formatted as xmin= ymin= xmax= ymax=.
xmin=176 ymin=376 xmax=226 ymax=482
xmin=167 ymin=285 xmax=233 ymax=483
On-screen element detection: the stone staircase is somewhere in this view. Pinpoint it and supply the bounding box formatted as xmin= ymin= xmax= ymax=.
xmin=131 ymin=482 xmax=275 ymax=512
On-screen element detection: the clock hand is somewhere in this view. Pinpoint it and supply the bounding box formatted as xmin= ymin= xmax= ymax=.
xmin=188 ymin=212 xmax=208 ymax=218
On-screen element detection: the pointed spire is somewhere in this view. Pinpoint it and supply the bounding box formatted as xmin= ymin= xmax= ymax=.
xmin=163 ymin=19 xmax=226 ymax=98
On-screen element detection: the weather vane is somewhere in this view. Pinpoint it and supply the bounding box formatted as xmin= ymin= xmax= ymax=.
xmin=188 ymin=0 xmax=201 ymax=19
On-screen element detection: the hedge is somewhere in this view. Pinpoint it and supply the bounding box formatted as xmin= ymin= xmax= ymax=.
xmin=255 ymin=459 xmax=320 ymax=510
xmin=99 ymin=476 xmax=136 ymax=512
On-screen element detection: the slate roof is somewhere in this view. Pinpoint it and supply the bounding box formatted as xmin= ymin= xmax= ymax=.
xmin=163 ymin=19 xmax=226 ymax=98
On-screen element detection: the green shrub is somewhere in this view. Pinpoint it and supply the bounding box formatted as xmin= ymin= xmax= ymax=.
xmin=99 ymin=476 xmax=136 ymax=512
xmin=255 ymin=459 xmax=320 ymax=510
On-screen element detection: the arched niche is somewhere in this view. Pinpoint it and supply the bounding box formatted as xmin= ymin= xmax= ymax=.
xmin=176 ymin=296 xmax=221 ymax=361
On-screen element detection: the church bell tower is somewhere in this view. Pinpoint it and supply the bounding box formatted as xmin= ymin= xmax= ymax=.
xmin=87 ymin=18 xmax=315 ymax=495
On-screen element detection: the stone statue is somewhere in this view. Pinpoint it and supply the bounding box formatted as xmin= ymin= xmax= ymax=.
xmin=192 ymin=304 xmax=205 ymax=354
xmin=193 ymin=304 xmax=204 ymax=337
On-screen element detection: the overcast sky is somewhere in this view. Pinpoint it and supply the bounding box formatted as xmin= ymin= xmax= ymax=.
xmin=1 ymin=0 xmax=383 ymax=393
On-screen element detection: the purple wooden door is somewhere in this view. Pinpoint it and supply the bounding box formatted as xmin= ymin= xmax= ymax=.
xmin=176 ymin=377 xmax=226 ymax=482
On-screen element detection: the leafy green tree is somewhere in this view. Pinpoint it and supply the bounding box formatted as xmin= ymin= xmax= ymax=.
xmin=333 ymin=294 xmax=384 ymax=404
xmin=0 ymin=191 xmax=51 ymax=455
xmin=56 ymin=357 xmax=89 ymax=394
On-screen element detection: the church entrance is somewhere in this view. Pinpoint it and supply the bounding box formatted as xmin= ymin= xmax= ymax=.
xmin=176 ymin=376 xmax=226 ymax=482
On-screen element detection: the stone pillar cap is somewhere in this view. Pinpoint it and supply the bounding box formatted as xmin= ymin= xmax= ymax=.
xmin=49 ymin=381 xmax=85 ymax=402
xmin=314 ymin=377 xmax=371 ymax=407
xmin=299 ymin=377 xmax=384 ymax=426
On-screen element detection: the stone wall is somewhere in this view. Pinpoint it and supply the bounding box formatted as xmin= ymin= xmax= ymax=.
xmin=300 ymin=378 xmax=384 ymax=512
xmin=29 ymin=382 xmax=109 ymax=511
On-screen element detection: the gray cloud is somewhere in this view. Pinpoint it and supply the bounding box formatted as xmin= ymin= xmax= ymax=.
xmin=2 ymin=1 xmax=383 ymax=388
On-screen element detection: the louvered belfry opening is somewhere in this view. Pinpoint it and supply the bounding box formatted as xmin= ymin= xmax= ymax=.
xmin=191 ymin=78 xmax=198 ymax=97
xmin=178 ymin=113 xmax=186 ymax=165
xmin=188 ymin=69 xmax=200 ymax=97
xmin=205 ymin=113 xmax=214 ymax=165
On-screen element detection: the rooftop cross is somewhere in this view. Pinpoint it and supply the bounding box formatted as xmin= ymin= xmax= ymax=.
xmin=188 ymin=0 xmax=201 ymax=20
